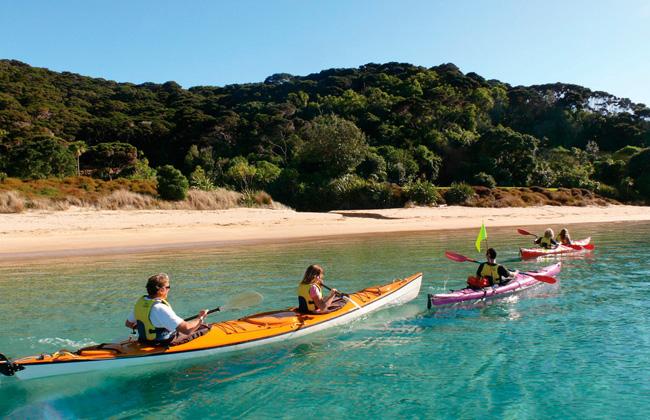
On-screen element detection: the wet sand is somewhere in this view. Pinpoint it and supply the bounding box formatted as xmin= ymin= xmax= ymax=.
xmin=1 ymin=205 xmax=649 ymax=261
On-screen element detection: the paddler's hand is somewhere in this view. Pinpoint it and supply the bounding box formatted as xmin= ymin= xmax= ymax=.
xmin=197 ymin=309 xmax=209 ymax=322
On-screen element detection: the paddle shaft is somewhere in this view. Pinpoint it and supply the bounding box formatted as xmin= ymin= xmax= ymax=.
xmin=184 ymin=307 xmax=220 ymax=322
xmin=322 ymin=283 xmax=348 ymax=296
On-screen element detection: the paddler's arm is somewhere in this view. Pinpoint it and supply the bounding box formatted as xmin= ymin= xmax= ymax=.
xmin=175 ymin=309 xmax=209 ymax=334
xmin=313 ymin=289 xmax=338 ymax=311
xmin=125 ymin=311 xmax=137 ymax=330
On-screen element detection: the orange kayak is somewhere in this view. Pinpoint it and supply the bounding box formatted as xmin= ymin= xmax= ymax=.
xmin=1 ymin=273 xmax=422 ymax=380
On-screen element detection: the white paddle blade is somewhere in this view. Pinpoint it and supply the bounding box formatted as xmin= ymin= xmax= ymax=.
xmin=220 ymin=291 xmax=263 ymax=311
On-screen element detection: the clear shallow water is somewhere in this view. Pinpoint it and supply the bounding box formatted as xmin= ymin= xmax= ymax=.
xmin=1 ymin=222 xmax=649 ymax=418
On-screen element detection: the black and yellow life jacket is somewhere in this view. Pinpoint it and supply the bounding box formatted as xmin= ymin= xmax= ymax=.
xmin=297 ymin=283 xmax=320 ymax=313
xmin=479 ymin=262 xmax=501 ymax=284
xmin=539 ymin=236 xmax=554 ymax=249
xmin=134 ymin=296 xmax=172 ymax=342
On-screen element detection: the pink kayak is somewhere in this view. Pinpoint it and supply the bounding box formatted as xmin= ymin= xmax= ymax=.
xmin=427 ymin=262 xmax=561 ymax=308
xmin=519 ymin=237 xmax=592 ymax=259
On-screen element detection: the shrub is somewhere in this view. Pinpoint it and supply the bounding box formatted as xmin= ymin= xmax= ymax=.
xmin=156 ymin=165 xmax=189 ymax=201
xmin=0 ymin=172 xmax=6 ymax=182
xmin=472 ymin=172 xmax=496 ymax=188
xmin=240 ymin=190 xmax=274 ymax=207
xmin=189 ymin=166 xmax=215 ymax=191
xmin=404 ymin=180 xmax=441 ymax=205
xmin=444 ymin=182 xmax=475 ymax=205
xmin=596 ymin=184 xmax=619 ymax=199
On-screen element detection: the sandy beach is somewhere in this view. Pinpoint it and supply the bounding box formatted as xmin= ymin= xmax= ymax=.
xmin=1 ymin=204 xmax=649 ymax=261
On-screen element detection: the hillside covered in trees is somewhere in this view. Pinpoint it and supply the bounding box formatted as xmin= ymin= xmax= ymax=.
xmin=1 ymin=59 xmax=649 ymax=210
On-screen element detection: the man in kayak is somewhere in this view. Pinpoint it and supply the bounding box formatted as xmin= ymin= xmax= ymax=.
xmin=556 ymin=228 xmax=572 ymax=245
xmin=534 ymin=228 xmax=558 ymax=249
xmin=125 ymin=273 xmax=210 ymax=346
xmin=476 ymin=248 xmax=518 ymax=287
xmin=297 ymin=264 xmax=342 ymax=313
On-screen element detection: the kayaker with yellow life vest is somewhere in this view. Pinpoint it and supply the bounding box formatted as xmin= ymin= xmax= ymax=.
xmin=472 ymin=248 xmax=518 ymax=287
xmin=297 ymin=264 xmax=339 ymax=313
xmin=125 ymin=273 xmax=210 ymax=346
xmin=534 ymin=228 xmax=559 ymax=249
xmin=556 ymin=228 xmax=572 ymax=245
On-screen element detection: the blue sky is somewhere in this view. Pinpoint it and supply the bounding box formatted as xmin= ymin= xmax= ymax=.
xmin=2 ymin=0 xmax=649 ymax=105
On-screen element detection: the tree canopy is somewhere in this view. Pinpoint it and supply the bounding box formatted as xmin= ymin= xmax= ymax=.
xmin=1 ymin=59 xmax=650 ymax=207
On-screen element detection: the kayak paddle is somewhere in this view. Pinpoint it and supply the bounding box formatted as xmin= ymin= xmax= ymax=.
xmin=322 ymin=283 xmax=349 ymax=297
xmin=184 ymin=291 xmax=264 ymax=321
xmin=444 ymin=250 xmax=557 ymax=284
xmin=517 ymin=228 xmax=537 ymax=237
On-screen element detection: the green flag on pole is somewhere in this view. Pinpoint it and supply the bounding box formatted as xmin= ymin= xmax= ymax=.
xmin=475 ymin=222 xmax=487 ymax=252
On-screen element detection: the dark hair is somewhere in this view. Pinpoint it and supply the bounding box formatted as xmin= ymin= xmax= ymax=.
xmin=146 ymin=273 xmax=170 ymax=296
xmin=301 ymin=264 xmax=323 ymax=285
xmin=486 ymin=248 xmax=497 ymax=259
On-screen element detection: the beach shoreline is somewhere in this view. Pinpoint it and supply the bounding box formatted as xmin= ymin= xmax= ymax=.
xmin=1 ymin=204 xmax=649 ymax=262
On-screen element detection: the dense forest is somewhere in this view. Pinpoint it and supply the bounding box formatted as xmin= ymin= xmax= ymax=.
xmin=1 ymin=59 xmax=649 ymax=210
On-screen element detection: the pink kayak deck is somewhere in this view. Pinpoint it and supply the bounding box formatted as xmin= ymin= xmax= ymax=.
xmin=428 ymin=262 xmax=561 ymax=307
xmin=519 ymin=237 xmax=592 ymax=259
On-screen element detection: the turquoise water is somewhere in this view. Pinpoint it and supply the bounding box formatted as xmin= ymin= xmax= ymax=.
xmin=1 ymin=222 xmax=650 ymax=418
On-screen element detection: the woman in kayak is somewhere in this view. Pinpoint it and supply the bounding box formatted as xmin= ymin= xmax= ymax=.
xmin=534 ymin=228 xmax=558 ymax=249
xmin=297 ymin=264 xmax=340 ymax=313
xmin=474 ymin=248 xmax=518 ymax=287
xmin=125 ymin=273 xmax=210 ymax=346
xmin=556 ymin=228 xmax=572 ymax=245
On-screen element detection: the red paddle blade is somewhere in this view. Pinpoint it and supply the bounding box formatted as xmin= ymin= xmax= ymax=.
xmin=444 ymin=251 xmax=479 ymax=263
xmin=524 ymin=273 xmax=557 ymax=284
xmin=517 ymin=228 xmax=534 ymax=236
xmin=583 ymin=244 xmax=595 ymax=250
xmin=444 ymin=250 xmax=469 ymax=262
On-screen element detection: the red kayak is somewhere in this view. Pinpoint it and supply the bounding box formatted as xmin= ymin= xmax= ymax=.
xmin=519 ymin=237 xmax=593 ymax=259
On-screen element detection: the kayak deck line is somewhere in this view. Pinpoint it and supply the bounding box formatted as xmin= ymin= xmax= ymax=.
xmin=1 ymin=273 xmax=422 ymax=380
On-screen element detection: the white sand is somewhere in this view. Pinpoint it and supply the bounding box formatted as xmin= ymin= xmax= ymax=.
xmin=1 ymin=205 xmax=649 ymax=261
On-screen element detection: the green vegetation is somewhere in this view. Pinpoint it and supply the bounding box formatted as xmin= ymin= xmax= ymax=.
xmin=156 ymin=165 xmax=189 ymax=201
xmin=1 ymin=59 xmax=649 ymax=209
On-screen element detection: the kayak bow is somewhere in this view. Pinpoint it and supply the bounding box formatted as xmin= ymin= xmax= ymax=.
xmin=1 ymin=273 xmax=422 ymax=380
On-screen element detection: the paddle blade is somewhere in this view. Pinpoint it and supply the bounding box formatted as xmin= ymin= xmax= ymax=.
xmin=523 ymin=272 xmax=557 ymax=284
xmin=444 ymin=251 xmax=479 ymax=264
xmin=583 ymin=244 xmax=595 ymax=250
xmin=517 ymin=228 xmax=535 ymax=237
xmin=220 ymin=291 xmax=264 ymax=311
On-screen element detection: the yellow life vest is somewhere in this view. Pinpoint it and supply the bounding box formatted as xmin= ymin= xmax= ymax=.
xmin=134 ymin=296 xmax=172 ymax=342
xmin=297 ymin=282 xmax=321 ymax=313
xmin=479 ymin=263 xmax=501 ymax=283
xmin=540 ymin=236 xmax=554 ymax=248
